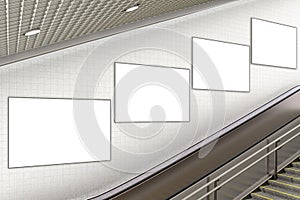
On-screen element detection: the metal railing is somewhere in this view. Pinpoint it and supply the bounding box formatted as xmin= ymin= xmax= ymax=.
xmin=176 ymin=122 xmax=300 ymax=200
xmin=95 ymin=87 xmax=300 ymax=200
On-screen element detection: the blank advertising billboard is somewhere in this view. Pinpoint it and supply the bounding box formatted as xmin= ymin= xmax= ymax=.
xmin=192 ymin=37 xmax=250 ymax=92
xmin=8 ymin=97 xmax=111 ymax=168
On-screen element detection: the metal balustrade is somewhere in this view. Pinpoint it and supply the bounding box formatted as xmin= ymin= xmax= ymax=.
xmin=173 ymin=118 xmax=300 ymax=200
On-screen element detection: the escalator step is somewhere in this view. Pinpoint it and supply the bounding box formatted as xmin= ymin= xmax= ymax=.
xmin=268 ymin=180 xmax=300 ymax=193
xmin=278 ymin=173 xmax=300 ymax=184
xmin=260 ymin=186 xmax=300 ymax=200
xmin=285 ymin=168 xmax=300 ymax=176
xmin=293 ymin=162 xmax=300 ymax=168
xmin=244 ymin=157 xmax=300 ymax=200
xmin=251 ymin=191 xmax=285 ymax=200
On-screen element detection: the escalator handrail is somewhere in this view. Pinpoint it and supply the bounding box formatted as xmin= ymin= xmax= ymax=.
xmin=94 ymin=85 xmax=300 ymax=200
xmin=181 ymin=117 xmax=300 ymax=200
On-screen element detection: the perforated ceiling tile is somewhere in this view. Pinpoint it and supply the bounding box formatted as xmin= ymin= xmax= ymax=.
xmin=0 ymin=0 xmax=215 ymax=58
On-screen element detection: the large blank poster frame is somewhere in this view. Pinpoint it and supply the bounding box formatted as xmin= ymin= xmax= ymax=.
xmin=251 ymin=18 xmax=297 ymax=69
xmin=8 ymin=97 xmax=111 ymax=168
xmin=192 ymin=37 xmax=250 ymax=92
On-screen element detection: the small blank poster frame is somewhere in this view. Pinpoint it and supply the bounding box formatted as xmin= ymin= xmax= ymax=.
xmin=192 ymin=37 xmax=250 ymax=92
xmin=114 ymin=62 xmax=190 ymax=123
xmin=251 ymin=18 xmax=297 ymax=69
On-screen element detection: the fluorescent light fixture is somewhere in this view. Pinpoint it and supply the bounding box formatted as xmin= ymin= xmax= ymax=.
xmin=24 ymin=29 xmax=40 ymax=36
xmin=125 ymin=4 xmax=139 ymax=12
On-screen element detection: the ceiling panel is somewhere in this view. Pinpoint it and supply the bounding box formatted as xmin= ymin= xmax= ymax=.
xmin=0 ymin=0 xmax=216 ymax=58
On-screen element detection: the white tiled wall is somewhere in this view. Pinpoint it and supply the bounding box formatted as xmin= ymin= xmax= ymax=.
xmin=1 ymin=0 xmax=300 ymax=199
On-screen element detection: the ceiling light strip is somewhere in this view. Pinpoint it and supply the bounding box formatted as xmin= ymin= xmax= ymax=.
xmin=4 ymin=8 xmax=113 ymax=25
xmin=87 ymin=3 xmax=119 ymax=35
xmin=41 ymin=0 xmax=65 ymax=46
xmin=68 ymin=0 xmax=98 ymax=39
xmin=16 ymin=0 xmax=25 ymax=53
xmin=33 ymin=0 xmax=53 ymax=48
xmin=81 ymin=2 xmax=108 ymax=36
xmin=101 ymin=5 xmax=128 ymax=31
xmin=25 ymin=0 xmax=39 ymax=50
xmin=60 ymin=0 xmax=87 ymax=41
xmin=90 ymin=1 xmax=127 ymax=34
xmin=55 ymin=1 xmax=83 ymax=42
xmin=5 ymin=0 xmax=9 ymax=55
xmin=48 ymin=0 xmax=76 ymax=44
xmin=99 ymin=3 xmax=129 ymax=32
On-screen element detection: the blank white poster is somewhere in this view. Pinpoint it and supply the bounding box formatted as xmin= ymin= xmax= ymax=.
xmin=192 ymin=38 xmax=250 ymax=92
xmin=9 ymin=97 xmax=111 ymax=168
xmin=251 ymin=18 xmax=297 ymax=69
xmin=115 ymin=63 xmax=190 ymax=122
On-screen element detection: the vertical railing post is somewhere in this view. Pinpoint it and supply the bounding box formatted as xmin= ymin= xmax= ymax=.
xmin=274 ymin=141 xmax=279 ymax=179
xmin=266 ymin=139 xmax=270 ymax=175
xmin=213 ymin=180 xmax=219 ymax=200
xmin=206 ymin=177 xmax=210 ymax=200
